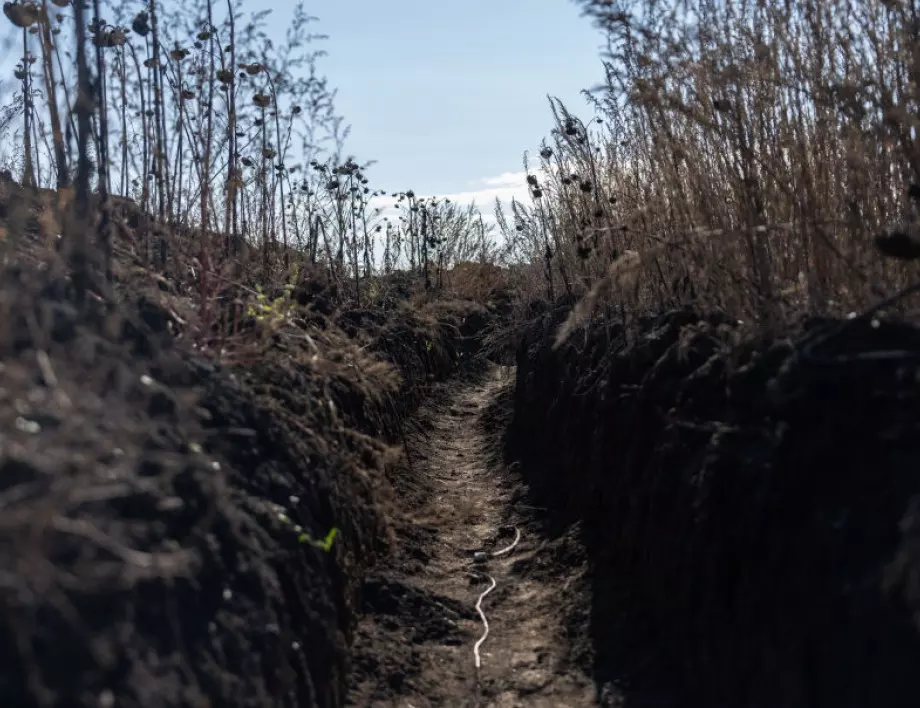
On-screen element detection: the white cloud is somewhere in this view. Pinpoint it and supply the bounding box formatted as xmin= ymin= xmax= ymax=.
xmin=367 ymin=168 xmax=553 ymax=231
xmin=478 ymin=171 xmax=530 ymax=188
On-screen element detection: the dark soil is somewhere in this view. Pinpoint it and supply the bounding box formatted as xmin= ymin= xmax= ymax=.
xmin=0 ymin=194 xmax=499 ymax=708
xmin=511 ymin=305 xmax=920 ymax=707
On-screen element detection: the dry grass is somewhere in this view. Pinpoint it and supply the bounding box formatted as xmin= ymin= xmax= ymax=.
xmin=7 ymin=0 xmax=918 ymax=344
xmin=0 ymin=0 xmax=501 ymax=345
xmin=499 ymin=0 xmax=920 ymax=330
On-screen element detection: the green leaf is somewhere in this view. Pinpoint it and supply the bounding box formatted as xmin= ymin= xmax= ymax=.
xmin=296 ymin=526 xmax=338 ymax=552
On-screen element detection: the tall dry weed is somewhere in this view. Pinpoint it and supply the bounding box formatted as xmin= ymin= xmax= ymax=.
xmin=0 ymin=0 xmax=500 ymax=347
xmin=501 ymin=0 xmax=920 ymax=330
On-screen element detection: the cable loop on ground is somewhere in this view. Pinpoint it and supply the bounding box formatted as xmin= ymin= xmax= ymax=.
xmin=472 ymin=572 xmax=497 ymax=670
xmin=469 ymin=526 xmax=521 ymax=675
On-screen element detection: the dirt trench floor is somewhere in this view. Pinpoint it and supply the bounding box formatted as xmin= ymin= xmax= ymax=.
xmin=346 ymin=364 xmax=599 ymax=707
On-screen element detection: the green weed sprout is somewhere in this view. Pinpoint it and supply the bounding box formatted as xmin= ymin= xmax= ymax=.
xmin=247 ymin=265 xmax=300 ymax=327
xmin=276 ymin=509 xmax=338 ymax=552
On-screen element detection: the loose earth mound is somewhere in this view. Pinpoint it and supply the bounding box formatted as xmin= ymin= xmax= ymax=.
xmin=0 ymin=193 xmax=499 ymax=707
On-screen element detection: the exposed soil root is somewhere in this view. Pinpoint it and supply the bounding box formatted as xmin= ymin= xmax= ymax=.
xmin=347 ymin=365 xmax=596 ymax=707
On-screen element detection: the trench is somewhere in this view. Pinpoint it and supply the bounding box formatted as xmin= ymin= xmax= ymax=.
xmin=347 ymin=364 xmax=596 ymax=708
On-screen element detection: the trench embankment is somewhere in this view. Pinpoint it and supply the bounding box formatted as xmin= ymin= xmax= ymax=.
xmin=0 ymin=240 xmax=501 ymax=708
xmin=510 ymin=305 xmax=920 ymax=707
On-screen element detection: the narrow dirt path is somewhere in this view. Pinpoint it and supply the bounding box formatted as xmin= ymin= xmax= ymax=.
xmin=347 ymin=364 xmax=596 ymax=707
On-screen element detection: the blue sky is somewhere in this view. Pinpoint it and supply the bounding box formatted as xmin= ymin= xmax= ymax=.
xmin=292 ymin=0 xmax=606 ymax=208
xmin=0 ymin=1 xmax=606 ymax=218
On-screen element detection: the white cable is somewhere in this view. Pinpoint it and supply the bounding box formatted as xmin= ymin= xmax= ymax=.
xmin=470 ymin=527 xmax=521 ymax=673
xmin=472 ymin=572 xmax=497 ymax=670
xmin=490 ymin=528 xmax=521 ymax=558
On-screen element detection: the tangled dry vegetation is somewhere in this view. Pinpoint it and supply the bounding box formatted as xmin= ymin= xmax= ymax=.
xmin=497 ymin=0 xmax=920 ymax=331
xmin=0 ymin=0 xmax=512 ymax=326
